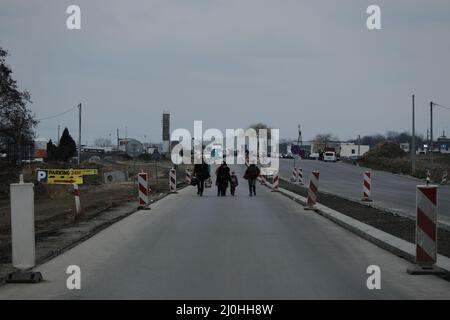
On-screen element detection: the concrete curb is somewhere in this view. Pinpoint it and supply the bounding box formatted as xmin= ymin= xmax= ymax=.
xmin=261 ymin=177 xmax=450 ymax=274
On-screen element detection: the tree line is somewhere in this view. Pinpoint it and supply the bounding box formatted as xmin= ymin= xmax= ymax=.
xmin=0 ymin=46 xmax=37 ymax=163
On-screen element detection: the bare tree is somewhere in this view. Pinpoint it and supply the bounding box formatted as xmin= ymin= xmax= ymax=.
xmin=313 ymin=133 xmax=339 ymax=153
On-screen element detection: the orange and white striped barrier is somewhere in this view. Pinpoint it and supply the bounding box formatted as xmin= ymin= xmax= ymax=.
xmin=271 ymin=174 xmax=279 ymax=192
xmin=407 ymin=185 xmax=444 ymax=275
xmin=362 ymin=171 xmax=372 ymax=202
xmin=441 ymin=171 xmax=448 ymax=185
xmin=73 ymin=184 xmax=81 ymax=215
xmin=298 ymin=167 xmax=304 ymax=185
xmin=291 ymin=167 xmax=298 ymax=183
xmin=260 ymin=175 xmax=266 ymax=185
xmin=426 ymin=170 xmax=431 ymax=185
xmin=138 ymin=171 xmax=150 ymax=209
xmin=305 ymin=171 xmax=320 ymax=210
xmin=186 ymin=168 xmax=192 ymax=185
xmin=169 ymin=168 xmax=177 ymax=193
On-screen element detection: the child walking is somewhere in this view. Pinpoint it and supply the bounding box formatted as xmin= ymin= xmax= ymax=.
xmin=230 ymin=171 xmax=239 ymax=196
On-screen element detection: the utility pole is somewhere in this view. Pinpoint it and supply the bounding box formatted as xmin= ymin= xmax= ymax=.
xmin=57 ymin=125 xmax=60 ymax=145
xmin=430 ymin=101 xmax=434 ymax=172
xmin=411 ymin=94 xmax=416 ymax=175
xmin=117 ymin=128 xmax=120 ymax=150
xmin=78 ymin=103 xmax=82 ymax=166
xmin=358 ymin=134 xmax=361 ymax=157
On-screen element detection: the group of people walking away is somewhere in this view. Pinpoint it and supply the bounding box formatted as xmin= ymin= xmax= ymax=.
xmin=193 ymin=160 xmax=260 ymax=197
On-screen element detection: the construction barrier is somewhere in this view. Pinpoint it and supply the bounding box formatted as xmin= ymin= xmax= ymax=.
xmin=138 ymin=172 xmax=150 ymax=209
xmin=186 ymin=168 xmax=192 ymax=185
xmin=291 ymin=167 xmax=298 ymax=183
xmin=260 ymin=175 xmax=266 ymax=185
xmin=306 ymin=171 xmax=320 ymax=210
xmin=271 ymin=174 xmax=279 ymax=192
xmin=441 ymin=171 xmax=448 ymax=185
xmin=169 ymin=168 xmax=177 ymax=193
xmin=73 ymin=184 xmax=81 ymax=215
xmin=407 ymin=185 xmax=444 ymax=275
xmin=362 ymin=171 xmax=372 ymax=202
xmin=298 ymin=167 xmax=304 ymax=185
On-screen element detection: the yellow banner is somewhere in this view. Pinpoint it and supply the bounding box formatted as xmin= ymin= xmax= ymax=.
xmin=36 ymin=168 xmax=96 ymax=184
xmin=47 ymin=174 xmax=83 ymax=185
xmin=71 ymin=169 xmax=98 ymax=175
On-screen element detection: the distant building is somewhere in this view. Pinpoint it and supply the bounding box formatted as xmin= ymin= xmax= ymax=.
xmin=34 ymin=138 xmax=49 ymax=159
xmin=118 ymin=138 xmax=142 ymax=152
xmin=437 ymin=133 xmax=450 ymax=154
xmin=340 ymin=142 xmax=370 ymax=158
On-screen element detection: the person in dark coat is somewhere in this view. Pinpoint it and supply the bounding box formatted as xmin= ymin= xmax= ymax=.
xmin=193 ymin=159 xmax=210 ymax=196
xmin=230 ymin=171 xmax=239 ymax=196
xmin=215 ymin=161 xmax=231 ymax=196
xmin=244 ymin=164 xmax=260 ymax=196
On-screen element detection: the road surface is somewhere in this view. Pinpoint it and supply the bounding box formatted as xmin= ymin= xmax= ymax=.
xmin=1 ymin=165 xmax=449 ymax=299
xmin=279 ymin=159 xmax=450 ymax=224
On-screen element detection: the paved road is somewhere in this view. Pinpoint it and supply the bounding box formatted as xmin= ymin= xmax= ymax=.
xmin=1 ymin=165 xmax=449 ymax=299
xmin=279 ymin=159 xmax=450 ymax=224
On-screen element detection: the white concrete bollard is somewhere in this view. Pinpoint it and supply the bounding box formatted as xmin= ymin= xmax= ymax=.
xmin=10 ymin=177 xmax=35 ymax=271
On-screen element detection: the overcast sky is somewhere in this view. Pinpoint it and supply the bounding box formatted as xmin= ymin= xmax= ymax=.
xmin=1 ymin=0 xmax=449 ymax=144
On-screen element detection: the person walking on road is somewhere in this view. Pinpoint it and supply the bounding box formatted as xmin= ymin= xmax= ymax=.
xmin=215 ymin=161 xmax=231 ymax=196
xmin=244 ymin=164 xmax=260 ymax=196
xmin=230 ymin=171 xmax=239 ymax=196
xmin=193 ymin=159 xmax=210 ymax=196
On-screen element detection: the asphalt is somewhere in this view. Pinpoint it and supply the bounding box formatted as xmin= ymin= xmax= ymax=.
xmin=279 ymin=158 xmax=450 ymax=224
xmin=1 ymin=165 xmax=450 ymax=299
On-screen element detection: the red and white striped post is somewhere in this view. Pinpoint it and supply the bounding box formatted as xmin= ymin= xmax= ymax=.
xmin=407 ymin=185 xmax=444 ymax=275
xmin=169 ymin=168 xmax=177 ymax=193
xmin=186 ymin=168 xmax=192 ymax=185
xmin=138 ymin=171 xmax=150 ymax=210
xmin=271 ymin=174 xmax=279 ymax=192
xmin=441 ymin=171 xmax=448 ymax=185
xmin=305 ymin=171 xmax=320 ymax=210
xmin=260 ymin=175 xmax=266 ymax=185
xmin=298 ymin=167 xmax=304 ymax=185
xmin=426 ymin=170 xmax=431 ymax=185
xmin=362 ymin=171 xmax=373 ymax=202
xmin=73 ymin=184 xmax=81 ymax=216
xmin=291 ymin=167 xmax=298 ymax=183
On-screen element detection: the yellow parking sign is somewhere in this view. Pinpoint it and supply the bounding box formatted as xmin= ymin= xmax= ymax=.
xmin=36 ymin=168 xmax=96 ymax=185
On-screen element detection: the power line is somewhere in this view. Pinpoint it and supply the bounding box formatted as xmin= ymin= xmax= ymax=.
xmin=36 ymin=105 xmax=78 ymax=121
xmin=434 ymin=102 xmax=450 ymax=111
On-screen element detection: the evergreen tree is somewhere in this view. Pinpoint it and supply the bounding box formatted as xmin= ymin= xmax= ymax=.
xmin=46 ymin=139 xmax=57 ymax=162
xmin=56 ymin=128 xmax=76 ymax=161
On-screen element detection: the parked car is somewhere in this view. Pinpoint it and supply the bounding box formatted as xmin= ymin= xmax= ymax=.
xmin=323 ymin=151 xmax=337 ymax=162
xmin=309 ymin=152 xmax=320 ymax=160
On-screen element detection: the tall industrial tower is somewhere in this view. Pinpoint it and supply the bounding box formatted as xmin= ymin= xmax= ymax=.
xmin=162 ymin=112 xmax=170 ymax=155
